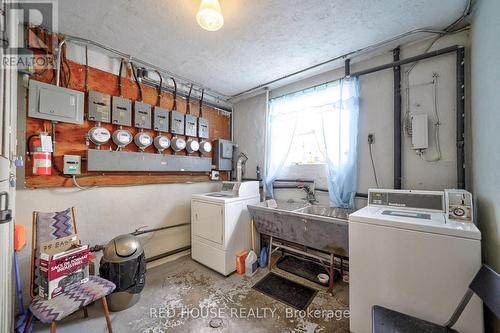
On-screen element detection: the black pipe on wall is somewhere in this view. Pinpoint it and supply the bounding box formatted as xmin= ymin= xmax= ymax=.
xmin=456 ymin=47 xmax=466 ymax=189
xmin=393 ymin=47 xmax=402 ymax=189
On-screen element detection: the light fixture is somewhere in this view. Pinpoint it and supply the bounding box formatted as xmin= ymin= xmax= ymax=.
xmin=196 ymin=0 xmax=224 ymax=31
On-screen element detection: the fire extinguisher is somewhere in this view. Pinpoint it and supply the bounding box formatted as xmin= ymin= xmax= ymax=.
xmin=32 ymin=138 xmax=51 ymax=176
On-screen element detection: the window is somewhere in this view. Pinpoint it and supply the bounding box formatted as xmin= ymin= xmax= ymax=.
xmin=265 ymin=78 xmax=360 ymax=208
xmin=285 ymin=113 xmax=326 ymax=165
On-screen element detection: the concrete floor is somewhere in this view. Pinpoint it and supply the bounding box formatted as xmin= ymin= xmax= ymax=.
xmin=33 ymin=255 xmax=350 ymax=332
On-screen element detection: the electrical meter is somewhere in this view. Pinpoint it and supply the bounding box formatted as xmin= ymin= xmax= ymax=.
xmin=112 ymin=129 xmax=133 ymax=148
xmin=134 ymin=132 xmax=153 ymax=150
xmin=171 ymin=137 xmax=186 ymax=152
xmin=88 ymin=127 xmax=111 ymax=146
xmin=199 ymin=141 xmax=212 ymax=154
xmin=186 ymin=138 xmax=200 ymax=153
xmin=154 ymin=135 xmax=170 ymax=152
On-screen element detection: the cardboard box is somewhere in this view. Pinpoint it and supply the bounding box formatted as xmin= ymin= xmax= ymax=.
xmin=39 ymin=243 xmax=90 ymax=299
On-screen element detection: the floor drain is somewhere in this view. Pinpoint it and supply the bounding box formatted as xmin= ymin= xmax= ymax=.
xmin=209 ymin=318 xmax=223 ymax=328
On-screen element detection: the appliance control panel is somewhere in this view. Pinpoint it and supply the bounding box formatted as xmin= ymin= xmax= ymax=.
xmin=445 ymin=189 xmax=473 ymax=223
xmin=368 ymin=189 xmax=445 ymax=212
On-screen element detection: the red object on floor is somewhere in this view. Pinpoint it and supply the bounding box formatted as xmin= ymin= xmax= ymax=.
xmin=14 ymin=224 xmax=26 ymax=251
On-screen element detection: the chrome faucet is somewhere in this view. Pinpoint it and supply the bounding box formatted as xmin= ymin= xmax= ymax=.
xmin=300 ymin=185 xmax=318 ymax=205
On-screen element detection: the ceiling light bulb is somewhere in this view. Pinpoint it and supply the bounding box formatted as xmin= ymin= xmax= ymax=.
xmin=196 ymin=0 xmax=224 ymax=31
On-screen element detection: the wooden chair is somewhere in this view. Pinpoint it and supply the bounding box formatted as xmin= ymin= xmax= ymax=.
xmin=24 ymin=207 xmax=115 ymax=333
xmin=372 ymin=264 xmax=500 ymax=332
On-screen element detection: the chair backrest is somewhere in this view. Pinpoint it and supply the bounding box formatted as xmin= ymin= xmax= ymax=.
xmin=469 ymin=264 xmax=500 ymax=319
xmin=29 ymin=208 xmax=78 ymax=299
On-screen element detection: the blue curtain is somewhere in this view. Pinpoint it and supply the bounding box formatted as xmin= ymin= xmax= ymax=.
xmin=264 ymin=98 xmax=298 ymax=197
xmin=264 ymin=77 xmax=360 ymax=208
xmin=321 ymin=77 xmax=360 ymax=208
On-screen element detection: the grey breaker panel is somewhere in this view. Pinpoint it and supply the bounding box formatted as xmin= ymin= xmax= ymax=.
xmin=111 ymin=96 xmax=132 ymax=126
xmin=88 ymin=91 xmax=111 ymax=123
xmin=134 ymin=101 xmax=152 ymax=129
xmin=28 ymin=80 xmax=84 ymax=124
xmin=153 ymin=107 xmax=169 ymax=132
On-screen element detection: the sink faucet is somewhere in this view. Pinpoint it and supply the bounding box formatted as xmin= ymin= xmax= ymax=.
xmin=300 ymin=185 xmax=318 ymax=205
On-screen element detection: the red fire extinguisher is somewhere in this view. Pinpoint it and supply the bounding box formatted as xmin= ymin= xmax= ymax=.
xmin=32 ymin=138 xmax=51 ymax=175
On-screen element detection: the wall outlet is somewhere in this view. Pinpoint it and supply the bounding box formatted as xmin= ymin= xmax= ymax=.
xmin=368 ymin=133 xmax=375 ymax=144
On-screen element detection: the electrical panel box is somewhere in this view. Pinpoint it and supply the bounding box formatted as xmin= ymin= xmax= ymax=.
xmin=198 ymin=117 xmax=209 ymax=139
xmin=170 ymin=111 xmax=185 ymax=135
xmin=134 ymin=101 xmax=152 ymax=129
xmin=111 ymin=96 xmax=132 ymax=126
xmin=213 ymin=139 xmax=234 ymax=171
xmin=63 ymin=155 xmax=81 ymax=175
xmin=87 ymin=91 xmax=111 ymax=123
xmin=28 ymin=80 xmax=84 ymax=124
xmin=153 ymin=107 xmax=169 ymax=132
xmin=411 ymin=114 xmax=429 ymax=150
xmin=185 ymin=114 xmax=198 ymax=137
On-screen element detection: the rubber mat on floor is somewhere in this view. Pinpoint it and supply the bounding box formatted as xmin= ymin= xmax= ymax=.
xmin=252 ymin=272 xmax=317 ymax=310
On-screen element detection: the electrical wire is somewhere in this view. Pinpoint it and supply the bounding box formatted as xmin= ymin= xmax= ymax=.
xmin=130 ymin=61 xmax=143 ymax=101
xmin=368 ymin=142 xmax=380 ymax=188
xmin=186 ymin=83 xmax=193 ymax=114
xmin=84 ymin=45 xmax=89 ymax=92
xmin=72 ymin=176 xmax=97 ymax=191
xmin=170 ymin=77 xmax=177 ymax=110
xmin=199 ymin=89 xmax=204 ymax=117
xmin=154 ymin=70 xmax=162 ymax=106
xmin=420 ymin=74 xmax=442 ymax=162
xmin=118 ymin=58 xmax=124 ymax=96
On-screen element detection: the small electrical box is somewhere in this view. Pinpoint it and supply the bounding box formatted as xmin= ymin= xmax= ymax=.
xmin=28 ymin=80 xmax=84 ymax=124
xmin=213 ymin=139 xmax=234 ymax=171
xmin=134 ymin=101 xmax=152 ymax=129
xmin=63 ymin=155 xmax=81 ymax=175
xmin=411 ymin=114 xmax=429 ymax=150
xmin=170 ymin=111 xmax=185 ymax=135
xmin=111 ymin=96 xmax=132 ymax=126
xmin=88 ymin=91 xmax=111 ymax=123
xmin=198 ymin=117 xmax=209 ymax=138
xmin=185 ymin=114 xmax=198 ymax=137
xmin=153 ymin=107 xmax=169 ymax=132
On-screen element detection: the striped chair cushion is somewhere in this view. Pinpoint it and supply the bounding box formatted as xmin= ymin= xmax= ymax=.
xmin=29 ymin=276 xmax=116 ymax=323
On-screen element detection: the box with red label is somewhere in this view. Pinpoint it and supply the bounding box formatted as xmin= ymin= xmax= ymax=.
xmin=39 ymin=244 xmax=91 ymax=299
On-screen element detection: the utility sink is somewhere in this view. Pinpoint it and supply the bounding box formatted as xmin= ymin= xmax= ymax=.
xmin=294 ymin=205 xmax=351 ymax=220
xmin=248 ymin=201 xmax=352 ymax=256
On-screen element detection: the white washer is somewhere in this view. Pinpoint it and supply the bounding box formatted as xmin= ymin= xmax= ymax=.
xmin=191 ymin=181 xmax=260 ymax=276
xmin=349 ymin=189 xmax=483 ymax=333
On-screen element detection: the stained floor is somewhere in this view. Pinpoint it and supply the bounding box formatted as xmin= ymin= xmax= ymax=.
xmin=33 ymin=255 xmax=349 ymax=332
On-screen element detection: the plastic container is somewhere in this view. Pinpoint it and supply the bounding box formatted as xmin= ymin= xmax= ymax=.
xmin=245 ymin=250 xmax=258 ymax=277
xmin=259 ymin=246 xmax=268 ymax=268
xmin=236 ymin=251 xmax=248 ymax=275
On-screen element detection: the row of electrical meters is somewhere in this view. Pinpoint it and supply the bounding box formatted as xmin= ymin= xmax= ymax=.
xmin=86 ymin=91 xmax=211 ymax=154
xmin=28 ymin=80 xmax=212 ymax=154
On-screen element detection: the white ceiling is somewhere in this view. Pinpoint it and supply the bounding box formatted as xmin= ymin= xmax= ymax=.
xmin=55 ymin=0 xmax=468 ymax=97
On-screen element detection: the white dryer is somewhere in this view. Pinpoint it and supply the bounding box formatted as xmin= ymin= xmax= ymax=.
xmin=191 ymin=181 xmax=260 ymax=276
xmin=349 ymin=189 xmax=483 ymax=333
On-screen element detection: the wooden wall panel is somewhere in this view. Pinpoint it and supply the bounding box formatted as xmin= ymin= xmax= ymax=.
xmin=25 ymin=58 xmax=231 ymax=188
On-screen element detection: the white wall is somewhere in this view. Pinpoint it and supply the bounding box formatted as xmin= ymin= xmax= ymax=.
xmin=234 ymin=31 xmax=470 ymax=208
xmin=15 ymin=181 xmax=218 ymax=303
xmin=471 ymin=0 xmax=500 ymax=273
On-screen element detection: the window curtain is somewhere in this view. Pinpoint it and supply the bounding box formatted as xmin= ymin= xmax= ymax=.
xmin=264 ymin=77 xmax=360 ymax=208
xmin=264 ymin=98 xmax=298 ymax=197
xmin=320 ymin=77 xmax=360 ymax=208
